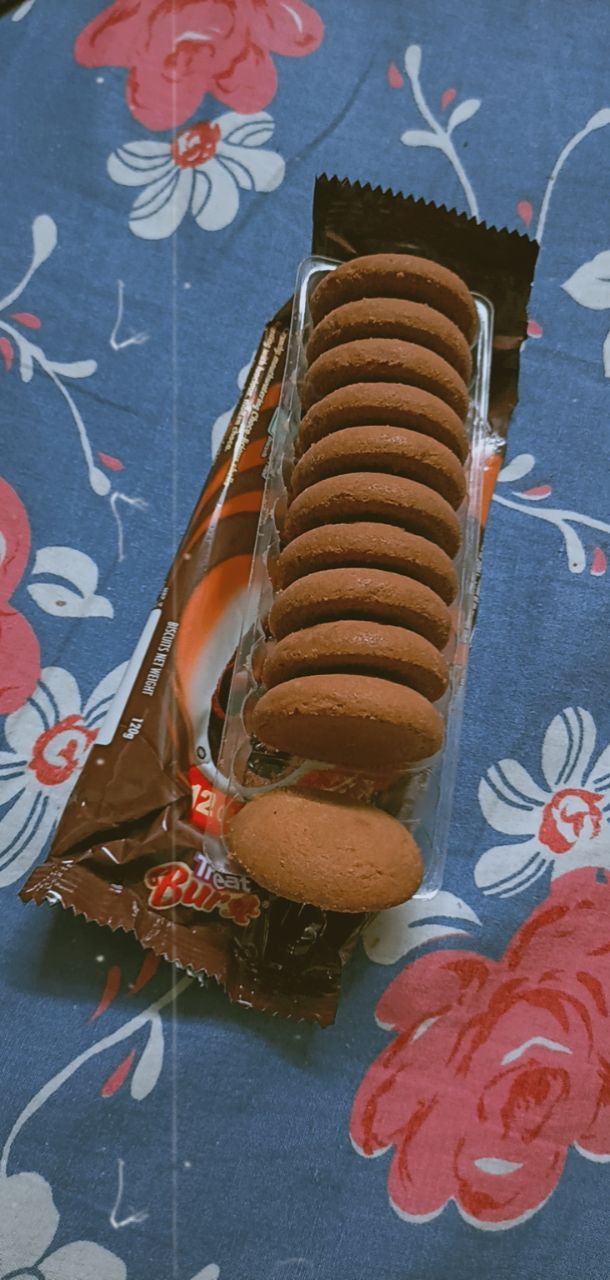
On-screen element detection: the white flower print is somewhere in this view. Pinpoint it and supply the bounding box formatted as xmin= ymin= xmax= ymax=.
xmin=0 ymin=662 xmax=126 ymax=887
xmin=0 ymin=1171 xmax=125 ymax=1279
xmin=108 ymin=112 xmax=285 ymax=241
xmin=476 ymin=706 xmax=610 ymax=897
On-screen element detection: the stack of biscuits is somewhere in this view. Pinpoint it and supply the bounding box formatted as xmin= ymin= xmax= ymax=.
xmin=251 ymin=253 xmax=476 ymax=775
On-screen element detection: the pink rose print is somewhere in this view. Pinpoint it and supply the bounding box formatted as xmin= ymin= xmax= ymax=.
xmin=351 ymin=868 xmax=610 ymax=1229
xmin=75 ymin=0 xmax=325 ymax=132
xmin=0 ymin=478 xmax=40 ymax=715
xmin=476 ymin=706 xmax=610 ymax=897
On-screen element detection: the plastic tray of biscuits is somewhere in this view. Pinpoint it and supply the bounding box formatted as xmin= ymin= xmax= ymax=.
xmin=204 ymin=253 xmax=494 ymax=901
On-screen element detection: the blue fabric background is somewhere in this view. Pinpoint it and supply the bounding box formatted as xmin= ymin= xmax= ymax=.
xmin=2 ymin=1 xmax=610 ymax=1277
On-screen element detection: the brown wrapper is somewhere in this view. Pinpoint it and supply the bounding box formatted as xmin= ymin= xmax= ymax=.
xmin=313 ymin=175 xmax=538 ymax=439
xmin=21 ymin=177 xmax=538 ymax=1026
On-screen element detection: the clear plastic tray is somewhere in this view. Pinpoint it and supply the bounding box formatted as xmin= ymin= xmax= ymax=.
xmin=204 ymin=255 xmax=494 ymax=897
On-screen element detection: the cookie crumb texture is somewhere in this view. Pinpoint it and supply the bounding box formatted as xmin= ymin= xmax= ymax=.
xmin=276 ymin=523 xmax=458 ymax=602
xmin=307 ymin=297 xmax=473 ymax=382
xmin=228 ymin=789 xmax=424 ymax=911
xmin=253 ymin=673 xmax=444 ymax=770
xmin=298 ymin=382 xmax=469 ymax=459
xmin=269 ymin=567 xmax=451 ymax=651
xmin=302 ymin=338 xmax=469 ymax=419
xmin=291 ymin=426 xmax=466 ymax=509
xmin=309 ymin=253 xmax=478 ymax=344
xmin=233 ymin=254 xmax=476 ymax=909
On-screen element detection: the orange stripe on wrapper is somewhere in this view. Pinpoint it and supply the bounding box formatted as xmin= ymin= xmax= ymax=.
xmin=175 ymin=552 xmax=254 ymax=703
xmin=185 ymin=437 xmax=267 ymax=555
xmin=480 ymin=450 xmax=503 ymax=527
xmin=200 ymin=490 xmax=264 ymax=539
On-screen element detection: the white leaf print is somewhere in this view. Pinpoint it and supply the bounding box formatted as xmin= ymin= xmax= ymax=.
xmin=585 ymin=107 xmax=610 ymax=130
xmin=190 ymin=1267 xmax=220 ymax=1280
xmin=32 ymin=546 xmax=99 ymax=595
xmin=363 ymin=891 xmax=480 ymax=964
xmin=603 ymin=329 xmax=610 ymax=377
xmin=19 ymin=345 xmax=34 ymax=383
xmin=562 ymin=251 xmax=610 ymax=310
xmin=27 ymin=583 xmax=113 ymax=618
xmin=404 ymin=44 xmax=422 ymax=78
xmin=28 ymin=548 xmax=113 ymax=618
xmin=401 ymin=129 xmax=442 ymax=148
xmin=31 ymin=215 xmax=57 ymax=269
xmin=13 ymin=0 xmax=38 ymax=18
xmin=48 ymin=359 xmax=97 ymax=379
xmin=130 ymin=1013 xmax=164 ymax=1101
xmin=211 ymin=409 xmax=232 ymax=457
xmin=562 ymin=520 xmax=587 ymax=573
xmin=497 ymin=453 xmax=535 ymax=484
xmin=447 ymin=98 xmax=481 ymax=132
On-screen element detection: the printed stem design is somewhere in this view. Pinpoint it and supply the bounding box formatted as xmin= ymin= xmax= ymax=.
xmin=0 ymin=975 xmax=192 ymax=1177
xmin=402 ymin=45 xmax=480 ymax=220
xmin=110 ymin=279 xmax=149 ymax=351
xmin=493 ymin=492 xmax=610 ymax=573
xmin=536 ymin=109 xmax=610 ymax=243
xmin=0 ymin=215 xmax=147 ymax=559
xmin=110 ymin=1157 xmax=149 ymax=1228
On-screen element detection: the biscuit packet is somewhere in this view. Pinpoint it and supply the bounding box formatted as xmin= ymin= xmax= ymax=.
xmin=21 ymin=178 xmax=537 ymax=1025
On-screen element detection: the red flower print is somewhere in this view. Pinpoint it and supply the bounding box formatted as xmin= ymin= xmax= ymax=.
xmin=538 ymin=787 xmax=603 ymax=854
xmin=0 ymin=477 xmax=40 ymax=714
xmin=75 ymin=0 xmax=325 ymax=132
xmin=28 ymin=713 xmax=98 ymax=786
xmin=0 ymin=661 xmax=127 ymax=888
xmin=351 ymin=869 xmax=610 ymax=1229
xmin=476 ymin=707 xmax=610 ymax=898
xmin=171 ymin=120 xmax=222 ymax=167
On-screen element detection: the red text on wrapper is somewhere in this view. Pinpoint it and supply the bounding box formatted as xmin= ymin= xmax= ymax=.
xmin=145 ymin=860 xmax=260 ymax=926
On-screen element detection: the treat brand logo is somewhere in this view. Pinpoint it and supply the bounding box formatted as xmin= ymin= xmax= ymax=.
xmin=145 ymin=859 xmax=260 ymax=926
xmin=188 ymin=765 xmax=243 ymax=836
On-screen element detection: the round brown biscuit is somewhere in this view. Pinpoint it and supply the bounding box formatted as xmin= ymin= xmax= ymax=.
xmin=307 ymin=297 xmax=472 ymax=382
xmin=227 ymin=789 xmax=424 ymax=911
xmin=309 ymin=253 xmax=478 ymax=344
xmin=263 ymin=620 xmax=449 ymax=702
xmin=252 ymin=673 xmax=445 ymax=771
xmin=302 ymin=338 xmax=469 ymax=420
xmin=269 ymin=567 xmax=451 ymax=650
xmin=276 ymin=523 xmax=458 ymax=603
xmin=291 ymin=426 xmax=466 ymax=510
xmin=283 ymin=472 xmax=461 ymax=558
xmin=298 ymin=383 xmax=469 ymax=461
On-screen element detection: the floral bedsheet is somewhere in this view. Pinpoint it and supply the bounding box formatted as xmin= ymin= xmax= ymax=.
xmin=2 ymin=2 xmax=610 ymax=1277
